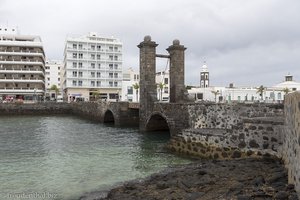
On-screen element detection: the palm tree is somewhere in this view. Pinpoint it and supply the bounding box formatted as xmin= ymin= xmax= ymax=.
xmin=211 ymin=90 xmax=220 ymax=102
xmin=282 ymin=87 xmax=290 ymax=95
xmin=91 ymin=91 xmax=100 ymax=101
xmin=50 ymin=84 xmax=59 ymax=100
xmin=256 ymin=85 xmax=265 ymax=100
xmin=157 ymin=82 xmax=165 ymax=101
xmin=282 ymin=87 xmax=290 ymax=99
xmin=132 ymin=82 xmax=139 ymax=102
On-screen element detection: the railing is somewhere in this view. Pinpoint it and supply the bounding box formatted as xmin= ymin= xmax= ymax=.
xmin=0 ymin=68 xmax=44 ymax=72
xmin=0 ymin=88 xmax=44 ymax=91
xmin=0 ymin=59 xmax=44 ymax=63
xmin=0 ymin=77 xmax=45 ymax=82
xmin=0 ymin=49 xmax=44 ymax=54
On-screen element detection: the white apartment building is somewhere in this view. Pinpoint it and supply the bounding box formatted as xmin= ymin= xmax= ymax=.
xmin=45 ymin=60 xmax=62 ymax=100
xmin=156 ymin=70 xmax=170 ymax=101
xmin=121 ymin=67 xmax=139 ymax=102
xmin=121 ymin=68 xmax=170 ymax=102
xmin=0 ymin=27 xmax=45 ymax=102
xmin=63 ymin=32 xmax=122 ymax=102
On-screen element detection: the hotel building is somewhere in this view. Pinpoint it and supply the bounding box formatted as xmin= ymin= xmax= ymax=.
xmin=45 ymin=60 xmax=62 ymax=100
xmin=0 ymin=27 xmax=45 ymax=101
xmin=63 ymin=32 xmax=122 ymax=102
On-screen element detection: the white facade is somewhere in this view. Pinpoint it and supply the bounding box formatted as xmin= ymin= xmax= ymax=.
xmin=0 ymin=28 xmax=45 ymax=101
xmin=188 ymin=75 xmax=300 ymax=103
xmin=156 ymin=70 xmax=170 ymax=101
xmin=63 ymin=32 xmax=122 ymax=102
xmin=45 ymin=60 xmax=62 ymax=100
xmin=121 ymin=68 xmax=139 ymax=102
xmin=121 ymin=68 xmax=170 ymax=102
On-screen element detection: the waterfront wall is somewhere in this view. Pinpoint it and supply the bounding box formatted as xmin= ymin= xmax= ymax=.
xmin=0 ymin=102 xmax=72 ymax=115
xmin=281 ymin=92 xmax=300 ymax=194
xmin=71 ymin=101 xmax=139 ymax=126
xmin=168 ymin=103 xmax=284 ymax=159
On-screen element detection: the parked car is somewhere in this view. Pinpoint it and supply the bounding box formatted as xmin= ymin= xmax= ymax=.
xmin=3 ymin=96 xmax=14 ymax=103
xmin=56 ymin=95 xmax=63 ymax=102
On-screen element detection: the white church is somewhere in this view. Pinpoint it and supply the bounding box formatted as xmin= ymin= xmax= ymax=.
xmin=188 ymin=63 xmax=300 ymax=103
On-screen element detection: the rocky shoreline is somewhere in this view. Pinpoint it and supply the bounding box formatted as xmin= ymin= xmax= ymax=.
xmin=80 ymin=157 xmax=298 ymax=200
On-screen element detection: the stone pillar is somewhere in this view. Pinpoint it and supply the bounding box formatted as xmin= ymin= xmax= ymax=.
xmin=167 ymin=39 xmax=188 ymax=103
xmin=137 ymin=36 xmax=158 ymax=130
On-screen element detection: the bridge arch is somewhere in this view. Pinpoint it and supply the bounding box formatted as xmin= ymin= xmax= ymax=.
xmin=145 ymin=112 xmax=170 ymax=132
xmin=103 ymin=109 xmax=115 ymax=123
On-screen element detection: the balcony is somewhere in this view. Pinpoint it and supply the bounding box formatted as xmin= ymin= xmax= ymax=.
xmin=0 ymin=59 xmax=45 ymax=66
xmin=0 ymin=88 xmax=44 ymax=94
xmin=0 ymin=77 xmax=45 ymax=83
xmin=0 ymin=50 xmax=45 ymax=58
xmin=0 ymin=68 xmax=44 ymax=74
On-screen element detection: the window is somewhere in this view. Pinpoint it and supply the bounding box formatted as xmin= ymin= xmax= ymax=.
xmin=114 ymin=73 xmax=118 ymax=78
xmin=72 ymin=80 xmax=77 ymax=86
xmin=91 ymin=81 xmax=95 ymax=86
xmin=109 ymin=73 xmax=113 ymax=78
xmin=109 ymin=81 xmax=113 ymax=87
xmin=73 ymin=62 xmax=77 ymax=68
xmin=91 ymin=63 xmax=95 ymax=68
xmin=98 ymin=64 xmax=101 ymax=69
xmin=109 ymin=64 xmax=113 ymax=70
xmin=91 ymin=45 xmax=95 ymax=50
xmin=79 ymin=44 xmax=83 ymax=49
xmin=114 ymin=82 xmax=118 ymax=87
xmin=58 ymin=67 xmax=60 ymax=70
xmin=164 ymin=78 xmax=168 ymax=85
xmin=97 ymin=54 xmax=101 ymax=60
xmin=78 ymin=62 xmax=83 ymax=68
xmin=97 ymin=81 xmax=101 ymax=87
xmin=114 ymin=46 xmax=118 ymax=51
xmin=133 ymin=74 xmax=139 ymax=81
xmin=114 ymin=56 xmax=118 ymax=61
xmin=73 ymin=44 xmax=77 ymax=49
xmin=58 ymin=78 xmax=60 ymax=81
xmin=78 ymin=80 xmax=83 ymax=86
xmin=127 ymin=86 xmax=133 ymax=95
xmin=78 ymin=71 xmax=83 ymax=77
xmin=109 ymin=55 xmax=113 ymax=60
xmin=79 ymin=53 xmax=83 ymax=59
xmin=278 ymin=93 xmax=282 ymax=100
xmin=114 ymin=64 xmax=118 ymax=69
xmin=97 ymin=45 xmax=101 ymax=51
xmin=72 ymin=71 xmax=77 ymax=77
xmin=109 ymin=46 xmax=113 ymax=51
xmin=91 ymin=72 xmax=95 ymax=77
xmin=72 ymin=53 xmax=77 ymax=58
xmin=91 ymin=54 xmax=95 ymax=59
xmin=97 ymin=72 xmax=101 ymax=78
xmin=164 ymin=87 xmax=168 ymax=93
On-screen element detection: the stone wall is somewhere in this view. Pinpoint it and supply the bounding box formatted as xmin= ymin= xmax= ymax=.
xmin=168 ymin=103 xmax=284 ymax=159
xmin=71 ymin=101 xmax=139 ymax=126
xmin=281 ymin=92 xmax=300 ymax=195
xmin=0 ymin=102 xmax=72 ymax=115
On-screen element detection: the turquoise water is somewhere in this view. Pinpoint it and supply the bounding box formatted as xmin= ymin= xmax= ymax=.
xmin=0 ymin=116 xmax=191 ymax=200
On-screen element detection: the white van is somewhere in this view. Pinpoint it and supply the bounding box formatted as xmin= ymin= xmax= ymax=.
xmin=56 ymin=95 xmax=63 ymax=102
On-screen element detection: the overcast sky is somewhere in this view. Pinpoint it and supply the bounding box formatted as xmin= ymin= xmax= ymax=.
xmin=1 ymin=0 xmax=300 ymax=87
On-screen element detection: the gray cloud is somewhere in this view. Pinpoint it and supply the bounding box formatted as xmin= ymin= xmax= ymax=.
xmin=1 ymin=0 xmax=300 ymax=87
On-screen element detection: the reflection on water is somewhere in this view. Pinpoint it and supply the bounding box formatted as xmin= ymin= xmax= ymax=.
xmin=0 ymin=115 xmax=192 ymax=200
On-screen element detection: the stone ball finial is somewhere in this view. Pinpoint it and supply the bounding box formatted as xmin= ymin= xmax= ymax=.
xmin=144 ymin=35 xmax=151 ymax=42
xmin=173 ymin=39 xmax=180 ymax=45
